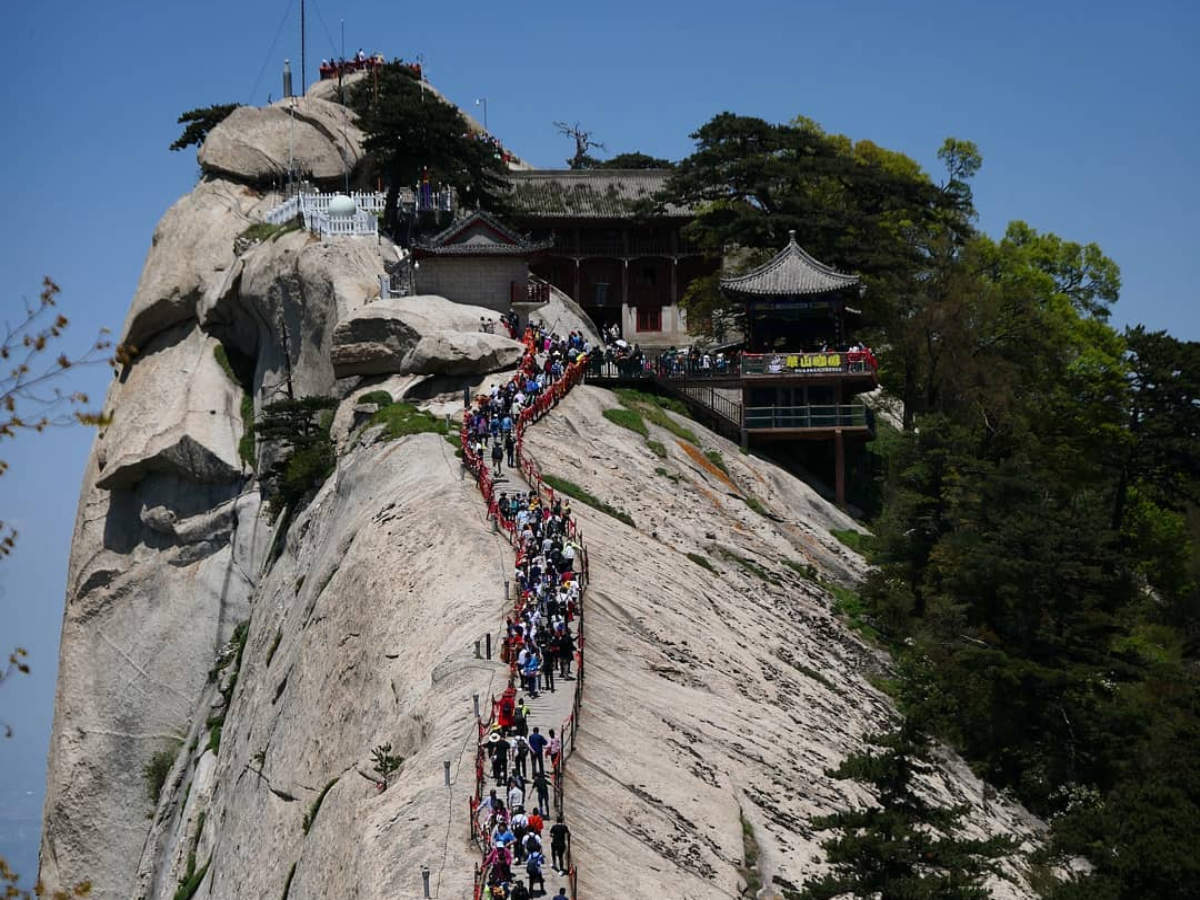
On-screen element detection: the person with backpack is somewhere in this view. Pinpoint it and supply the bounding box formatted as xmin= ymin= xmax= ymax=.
xmin=525 ymin=849 xmax=546 ymax=896
xmin=491 ymin=438 xmax=504 ymax=476
xmin=511 ymin=733 xmax=529 ymax=778
xmin=522 ymin=828 xmax=542 ymax=863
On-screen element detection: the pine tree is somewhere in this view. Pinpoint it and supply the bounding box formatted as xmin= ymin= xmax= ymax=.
xmin=797 ymin=723 xmax=1014 ymax=900
xmin=255 ymin=396 xmax=337 ymax=513
xmin=348 ymin=64 xmax=510 ymax=235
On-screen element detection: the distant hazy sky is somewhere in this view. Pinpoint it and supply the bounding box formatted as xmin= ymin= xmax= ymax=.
xmin=0 ymin=0 xmax=1196 ymax=880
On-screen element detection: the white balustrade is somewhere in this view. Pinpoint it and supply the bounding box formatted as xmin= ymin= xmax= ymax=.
xmin=261 ymin=186 xmax=451 ymax=238
xmin=310 ymin=209 xmax=378 ymax=237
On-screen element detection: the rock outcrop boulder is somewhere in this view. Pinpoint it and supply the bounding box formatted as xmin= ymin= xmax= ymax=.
xmin=330 ymin=295 xmax=526 ymax=378
xmin=119 ymin=179 xmax=268 ymax=349
xmin=197 ymin=98 xmax=364 ymax=185
xmin=97 ymin=326 xmax=244 ymax=490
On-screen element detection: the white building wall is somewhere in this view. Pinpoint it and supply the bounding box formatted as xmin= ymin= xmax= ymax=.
xmin=414 ymin=257 xmax=527 ymax=313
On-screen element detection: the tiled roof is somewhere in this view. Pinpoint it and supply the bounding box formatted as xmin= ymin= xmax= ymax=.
xmin=721 ymin=232 xmax=859 ymax=296
xmin=507 ymin=169 xmax=687 ymax=219
xmin=413 ymin=210 xmax=552 ymax=257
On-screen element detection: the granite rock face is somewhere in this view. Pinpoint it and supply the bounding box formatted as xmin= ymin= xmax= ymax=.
xmin=131 ymin=433 xmax=506 ymax=900
xmin=119 ymin=178 xmax=268 ymax=349
xmin=331 ymin=295 xmax=526 ymax=378
xmin=96 ymin=325 xmax=244 ymax=490
xmin=197 ymin=98 xmax=364 ymax=185
xmin=520 ymin=387 xmax=1042 ymax=899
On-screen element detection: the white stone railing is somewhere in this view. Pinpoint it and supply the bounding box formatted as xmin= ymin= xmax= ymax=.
xmin=263 ymin=191 xmax=387 ymax=227
xmin=310 ymin=209 xmax=379 ymax=237
xmin=300 ymin=191 xmax=388 ymax=215
xmin=262 ymin=187 xmax=453 ymax=237
xmin=265 ymin=195 xmax=300 ymax=225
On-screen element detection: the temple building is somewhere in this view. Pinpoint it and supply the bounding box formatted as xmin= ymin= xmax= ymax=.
xmin=507 ymin=170 xmax=719 ymax=347
xmin=411 ymin=210 xmax=551 ymax=313
xmin=719 ymin=231 xmax=877 ymax=505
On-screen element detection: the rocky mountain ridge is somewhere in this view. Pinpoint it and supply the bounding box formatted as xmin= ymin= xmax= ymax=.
xmin=39 ymin=83 xmax=1042 ymax=899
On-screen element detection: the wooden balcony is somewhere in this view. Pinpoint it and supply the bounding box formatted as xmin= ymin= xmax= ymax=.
xmin=744 ymin=403 xmax=873 ymax=437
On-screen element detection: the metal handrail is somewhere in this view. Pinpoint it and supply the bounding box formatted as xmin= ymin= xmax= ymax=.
xmin=743 ymin=404 xmax=871 ymax=429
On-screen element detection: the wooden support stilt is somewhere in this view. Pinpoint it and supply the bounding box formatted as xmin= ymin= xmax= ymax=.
xmin=835 ymin=429 xmax=846 ymax=509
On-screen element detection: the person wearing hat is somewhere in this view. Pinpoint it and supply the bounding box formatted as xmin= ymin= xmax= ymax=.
xmin=487 ymin=731 xmax=510 ymax=783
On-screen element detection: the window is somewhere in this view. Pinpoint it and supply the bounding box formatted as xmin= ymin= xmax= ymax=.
xmin=637 ymin=306 xmax=662 ymax=332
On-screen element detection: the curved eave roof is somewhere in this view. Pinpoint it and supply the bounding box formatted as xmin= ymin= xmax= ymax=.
xmin=412 ymin=241 xmax=552 ymax=258
xmin=412 ymin=209 xmax=552 ymax=257
xmin=721 ymin=232 xmax=859 ymax=297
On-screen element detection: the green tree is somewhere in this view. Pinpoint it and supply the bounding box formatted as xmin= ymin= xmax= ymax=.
xmin=1112 ymin=327 xmax=1200 ymax=523
xmin=654 ymin=112 xmax=962 ymax=395
xmin=255 ymin=396 xmax=338 ymax=513
xmin=348 ymin=64 xmax=510 ymax=235
xmin=595 ymin=151 xmax=673 ymax=169
xmin=169 ymin=103 xmax=240 ymax=152
xmin=797 ymin=723 xmax=1014 ymax=899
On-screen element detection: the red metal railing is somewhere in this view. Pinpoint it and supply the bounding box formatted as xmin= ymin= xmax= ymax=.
xmin=461 ymin=340 xmax=592 ymax=899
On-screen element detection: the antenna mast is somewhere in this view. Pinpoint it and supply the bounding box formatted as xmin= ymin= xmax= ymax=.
xmin=300 ymin=0 xmax=307 ymax=94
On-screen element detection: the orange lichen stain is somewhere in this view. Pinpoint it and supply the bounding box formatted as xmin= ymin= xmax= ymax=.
xmin=693 ymin=482 xmax=724 ymax=511
xmin=677 ymin=440 xmax=739 ymax=492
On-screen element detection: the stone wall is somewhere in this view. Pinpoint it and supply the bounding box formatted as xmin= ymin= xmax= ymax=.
xmin=621 ymin=301 xmax=690 ymax=348
xmin=414 ymin=256 xmax=526 ymax=313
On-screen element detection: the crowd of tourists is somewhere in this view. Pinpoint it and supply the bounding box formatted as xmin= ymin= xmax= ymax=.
xmin=461 ymin=322 xmax=591 ymax=899
xmin=318 ymin=51 xmax=422 ymax=80
xmin=465 ymin=328 xmax=591 ymax=478
xmin=593 ymin=338 xmax=877 ymax=379
xmin=479 ymin=311 xmax=521 ymax=338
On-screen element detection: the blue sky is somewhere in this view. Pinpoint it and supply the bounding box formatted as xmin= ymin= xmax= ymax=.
xmin=1 ymin=0 xmax=1197 ymax=881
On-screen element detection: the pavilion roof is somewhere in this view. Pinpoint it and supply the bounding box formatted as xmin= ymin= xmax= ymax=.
xmin=507 ymin=169 xmax=688 ymax=219
xmin=412 ymin=210 xmax=552 ymax=257
xmin=721 ymin=231 xmax=860 ymax=297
